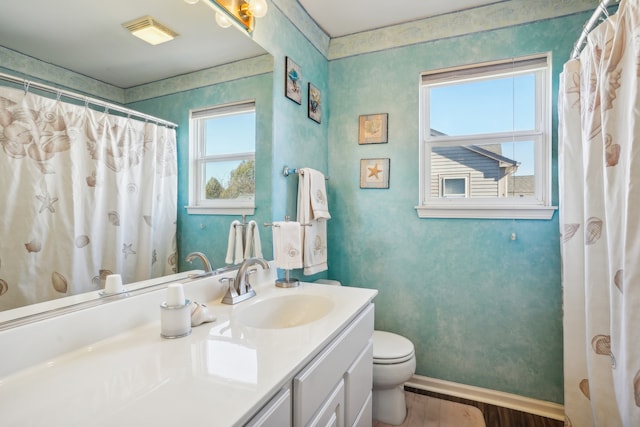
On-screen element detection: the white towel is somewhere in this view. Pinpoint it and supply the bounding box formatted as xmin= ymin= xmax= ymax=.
xmin=305 ymin=168 xmax=331 ymax=220
xmin=225 ymin=220 xmax=245 ymax=264
xmin=243 ymin=220 xmax=263 ymax=259
xmin=297 ymin=168 xmax=329 ymax=275
xmin=272 ymin=221 xmax=303 ymax=270
xmin=234 ymin=222 xmax=244 ymax=264
xmin=225 ymin=220 xmax=241 ymax=264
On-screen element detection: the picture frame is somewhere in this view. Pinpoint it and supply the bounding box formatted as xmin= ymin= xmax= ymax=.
xmin=360 ymin=158 xmax=390 ymax=189
xmin=308 ymin=83 xmax=321 ymax=123
xmin=358 ymin=113 xmax=388 ymax=144
xmin=285 ymin=56 xmax=302 ymax=104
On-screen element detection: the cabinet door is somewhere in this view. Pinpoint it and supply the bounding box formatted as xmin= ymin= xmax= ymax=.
xmin=344 ymin=340 xmax=373 ymax=427
xmin=307 ymin=379 xmax=344 ymax=427
xmin=351 ymin=392 xmax=372 ymax=427
xmin=294 ymin=304 xmax=374 ymax=427
xmin=245 ymin=387 xmax=291 ymax=427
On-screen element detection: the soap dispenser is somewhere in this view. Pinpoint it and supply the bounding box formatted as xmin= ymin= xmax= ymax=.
xmin=160 ymin=283 xmax=192 ymax=339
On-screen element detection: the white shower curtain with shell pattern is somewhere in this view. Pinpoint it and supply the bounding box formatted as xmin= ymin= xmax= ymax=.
xmin=559 ymin=0 xmax=640 ymax=425
xmin=0 ymin=86 xmax=177 ymax=311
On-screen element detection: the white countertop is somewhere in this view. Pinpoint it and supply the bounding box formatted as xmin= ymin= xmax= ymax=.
xmin=0 ymin=275 xmax=377 ymax=427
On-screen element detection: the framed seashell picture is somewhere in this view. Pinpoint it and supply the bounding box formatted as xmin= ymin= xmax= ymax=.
xmin=308 ymin=82 xmax=321 ymax=123
xmin=359 ymin=113 xmax=388 ymax=144
xmin=285 ymin=56 xmax=302 ymax=104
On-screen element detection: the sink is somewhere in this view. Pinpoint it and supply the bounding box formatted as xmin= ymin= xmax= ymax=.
xmin=236 ymin=294 xmax=334 ymax=329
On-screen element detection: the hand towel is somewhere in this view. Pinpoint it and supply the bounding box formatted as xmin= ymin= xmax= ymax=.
xmin=234 ymin=222 xmax=244 ymax=264
xmin=272 ymin=221 xmax=303 ymax=270
xmin=225 ymin=220 xmax=241 ymax=264
xmin=297 ymin=168 xmax=329 ymax=274
xmin=243 ymin=220 xmax=263 ymax=259
xmin=304 ymin=168 xmax=331 ymax=220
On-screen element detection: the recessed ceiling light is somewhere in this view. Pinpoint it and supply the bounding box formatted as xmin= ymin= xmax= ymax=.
xmin=122 ymin=16 xmax=178 ymax=46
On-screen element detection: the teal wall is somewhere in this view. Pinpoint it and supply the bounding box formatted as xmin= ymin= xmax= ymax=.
xmin=127 ymin=72 xmax=274 ymax=272
xmin=326 ymin=14 xmax=588 ymax=403
xmin=0 ymin=0 xmax=601 ymax=407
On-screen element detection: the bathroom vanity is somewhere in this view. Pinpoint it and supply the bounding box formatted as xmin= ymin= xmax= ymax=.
xmin=0 ymin=265 xmax=377 ymax=427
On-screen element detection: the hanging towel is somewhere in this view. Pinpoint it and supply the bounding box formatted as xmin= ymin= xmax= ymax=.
xmin=234 ymin=222 xmax=244 ymax=264
xmin=306 ymin=168 xmax=331 ymax=220
xmin=225 ymin=220 xmax=241 ymax=264
xmin=244 ymin=220 xmax=263 ymax=259
xmin=272 ymin=221 xmax=303 ymax=270
xmin=297 ymin=168 xmax=330 ymax=275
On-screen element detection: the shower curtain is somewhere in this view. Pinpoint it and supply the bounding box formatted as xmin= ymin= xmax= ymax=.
xmin=0 ymin=85 xmax=178 ymax=311
xmin=559 ymin=0 xmax=640 ymax=425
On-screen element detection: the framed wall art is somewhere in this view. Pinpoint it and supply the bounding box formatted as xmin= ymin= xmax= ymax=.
xmin=360 ymin=158 xmax=390 ymax=189
xmin=308 ymin=83 xmax=321 ymax=123
xmin=285 ymin=56 xmax=302 ymax=104
xmin=358 ymin=113 xmax=388 ymax=144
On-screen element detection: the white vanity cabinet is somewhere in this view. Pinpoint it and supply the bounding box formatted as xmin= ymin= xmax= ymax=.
xmin=293 ymin=304 xmax=374 ymax=427
xmin=246 ymin=386 xmax=292 ymax=427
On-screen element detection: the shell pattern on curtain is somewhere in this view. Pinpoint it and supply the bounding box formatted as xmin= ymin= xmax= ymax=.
xmin=0 ymin=85 xmax=178 ymax=311
xmin=559 ymin=0 xmax=640 ymax=425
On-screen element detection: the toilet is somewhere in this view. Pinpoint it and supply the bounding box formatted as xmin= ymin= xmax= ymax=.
xmin=315 ymin=280 xmax=416 ymax=425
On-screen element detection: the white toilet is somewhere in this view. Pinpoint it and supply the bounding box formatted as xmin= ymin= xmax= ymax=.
xmin=315 ymin=280 xmax=416 ymax=425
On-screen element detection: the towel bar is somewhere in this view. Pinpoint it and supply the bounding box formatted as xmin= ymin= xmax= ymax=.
xmin=282 ymin=166 xmax=329 ymax=180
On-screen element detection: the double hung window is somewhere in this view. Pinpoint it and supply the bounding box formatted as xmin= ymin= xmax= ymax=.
xmin=187 ymin=101 xmax=256 ymax=215
xmin=418 ymin=54 xmax=555 ymax=219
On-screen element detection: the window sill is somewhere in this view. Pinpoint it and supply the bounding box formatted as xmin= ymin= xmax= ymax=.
xmin=415 ymin=204 xmax=557 ymax=220
xmin=185 ymin=205 xmax=255 ymax=215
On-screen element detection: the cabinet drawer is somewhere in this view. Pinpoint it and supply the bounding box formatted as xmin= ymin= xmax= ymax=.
xmin=245 ymin=386 xmax=291 ymax=427
xmin=344 ymin=340 xmax=373 ymax=427
xmin=294 ymin=304 xmax=374 ymax=427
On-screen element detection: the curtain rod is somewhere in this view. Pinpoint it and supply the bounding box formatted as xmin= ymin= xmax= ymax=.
xmin=571 ymin=0 xmax=620 ymax=59
xmin=0 ymin=71 xmax=178 ymax=128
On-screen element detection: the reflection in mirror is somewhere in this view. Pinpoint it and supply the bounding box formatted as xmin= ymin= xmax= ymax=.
xmin=0 ymin=0 xmax=271 ymax=323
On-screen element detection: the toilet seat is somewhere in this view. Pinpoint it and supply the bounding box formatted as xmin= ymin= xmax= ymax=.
xmin=373 ymin=330 xmax=415 ymax=365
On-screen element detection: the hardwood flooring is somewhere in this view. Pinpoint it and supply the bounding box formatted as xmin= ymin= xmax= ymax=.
xmin=405 ymin=387 xmax=564 ymax=427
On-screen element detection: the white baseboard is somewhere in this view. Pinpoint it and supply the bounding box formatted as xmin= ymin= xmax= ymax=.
xmin=405 ymin=375 xmax=565 ymax=421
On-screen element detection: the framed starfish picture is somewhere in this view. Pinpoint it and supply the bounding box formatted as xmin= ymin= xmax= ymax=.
xmin=360 ymin=158 xmax=390 ymax=189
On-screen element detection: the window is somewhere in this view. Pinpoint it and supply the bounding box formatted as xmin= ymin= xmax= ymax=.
xmin=186 ymin=101 xmax=256 ymax=215
xmin=441 ymin=176 xmax=468 ymax=198
xmin=418 ymin=54 xmax=556 ymax=219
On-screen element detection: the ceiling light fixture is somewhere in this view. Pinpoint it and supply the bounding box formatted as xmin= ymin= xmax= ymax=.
xmin=122 ymin=16 xmax=178 ymax=46
xmin=204 ymin=0 xmax=268 ymax=33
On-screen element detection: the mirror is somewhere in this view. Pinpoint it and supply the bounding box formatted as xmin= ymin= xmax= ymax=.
xmin=0 ymin=0 xmax=272 ymax=323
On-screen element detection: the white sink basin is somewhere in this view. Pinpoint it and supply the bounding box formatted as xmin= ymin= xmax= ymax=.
xmin=236 ymin=294 xmax=334 ymax=329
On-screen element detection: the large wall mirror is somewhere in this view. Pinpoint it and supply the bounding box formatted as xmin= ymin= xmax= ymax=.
xmin=0 ymin=0 xmax=273 ymax=324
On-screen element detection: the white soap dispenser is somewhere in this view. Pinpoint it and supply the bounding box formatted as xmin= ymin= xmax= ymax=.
xmin=160 ymin=283 xmax=192 ymax=339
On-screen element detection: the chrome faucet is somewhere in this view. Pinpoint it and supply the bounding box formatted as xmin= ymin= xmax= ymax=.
xmin=221 ymin=257 xmax=270 ymax=305
xmin=185 ymin=252 xmax=213 ymax=278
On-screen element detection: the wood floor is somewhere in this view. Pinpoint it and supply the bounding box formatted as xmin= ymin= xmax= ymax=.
xmin=404 ymin=387 xmax=564 ymax=427
xmin=373 ymin=391 xmax=486 ymax=427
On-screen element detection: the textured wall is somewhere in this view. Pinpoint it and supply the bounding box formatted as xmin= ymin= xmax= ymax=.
xmin=325 ymin=13 xmax=591 ymax=403
xmin=127 ymin=72 xmax=274 ymax=272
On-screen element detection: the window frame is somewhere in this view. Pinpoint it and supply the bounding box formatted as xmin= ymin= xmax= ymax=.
xmin=416 ymin=54 xmax=557 ymax=220
xmin=186 ymin=100 xmax=256 ymax=215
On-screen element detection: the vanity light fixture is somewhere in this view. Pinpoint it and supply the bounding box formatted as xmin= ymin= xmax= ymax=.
xmin=203 ymin=0 xmax=268 ymax=33
xmin=122 ymin=16 xmax=179 ymax=45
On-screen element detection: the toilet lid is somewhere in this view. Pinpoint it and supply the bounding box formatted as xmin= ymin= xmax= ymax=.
xmin=373 ymin=330 xmax=415 ymax=364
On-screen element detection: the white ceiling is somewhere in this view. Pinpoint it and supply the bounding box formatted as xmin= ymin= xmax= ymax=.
xmin=298 ymin=0 xmax=503 ymax=37
xmin=0 ymin=0 xmax=501 ymax=89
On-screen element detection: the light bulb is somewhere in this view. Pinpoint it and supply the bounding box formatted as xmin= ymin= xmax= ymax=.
xmin=183 ymin=0 xmax=199 ymax=4
xmin=215 ymin=12 xmax=232 ymax=28
xmin=248 ymin=0 xmax=268 ymax=18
